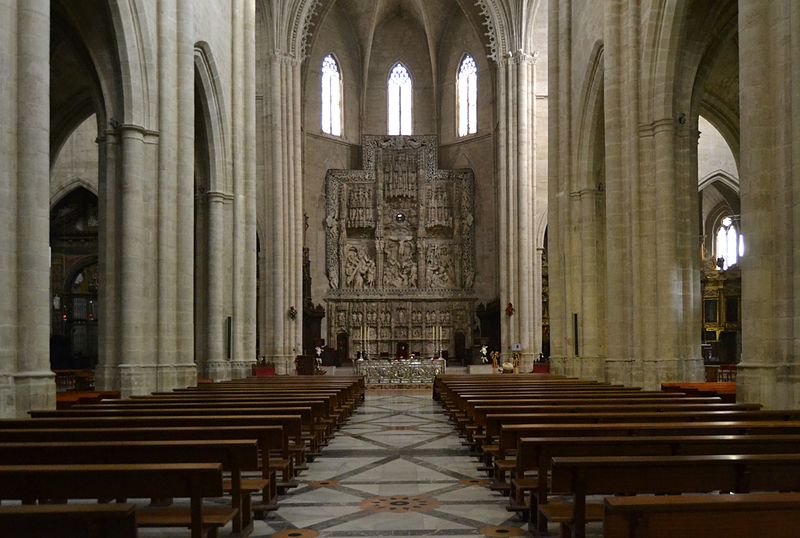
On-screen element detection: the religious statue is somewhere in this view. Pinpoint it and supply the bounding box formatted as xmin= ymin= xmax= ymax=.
xmin=344 ymin=245 xmax=375 ymax=289
xmin=480 ymin=345 xmax=488 ymax=364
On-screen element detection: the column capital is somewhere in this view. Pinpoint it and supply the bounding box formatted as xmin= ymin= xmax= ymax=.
xmin=267 ymin=52 xmax=301 ymax=66
xmin=502 ymin=50 xmax=539 ymax=66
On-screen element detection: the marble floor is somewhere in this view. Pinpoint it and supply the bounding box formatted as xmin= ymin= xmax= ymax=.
xmin=256 ymin=390 xmax=535 ymax=538
xmin=138 ymin=390 xmax=603 ymax=537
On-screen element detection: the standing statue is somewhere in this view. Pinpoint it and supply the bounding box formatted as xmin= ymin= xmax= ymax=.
xmin=344 ymin=246 xmax=375 ymax=289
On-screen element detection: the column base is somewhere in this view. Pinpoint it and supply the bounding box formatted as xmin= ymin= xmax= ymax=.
xmin=273 ymin=355 xmax=296 ymax=375
xmin=518 ymin=352 xmax=537 ymax=374
xmin=736 ymin=362 xmax=790 ymax=408
xmin=230 ymin=360 xmax=255 ymax=380
xmin=12 ymin=370 xmax=57 ymax=417
xmin=206 ymin=360 xmax=231 ymax=382
xmin=117 ymin=364 xmax=160 ymax=398
xmin=604 ymin=357 xmax=637 ymax=387
xmin=94 ymin=364 xmax=118 ymax=392
xmin=157 ymin=363 xmax=197 ymax=391
xmin=548 ymin=356 xmax=568 ymax=376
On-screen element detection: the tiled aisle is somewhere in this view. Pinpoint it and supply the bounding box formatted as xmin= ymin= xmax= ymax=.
xmin=261 ymin=390 xmax=532 ymax=538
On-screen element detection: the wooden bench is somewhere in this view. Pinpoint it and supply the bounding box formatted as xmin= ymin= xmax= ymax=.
xmin=604 ymin=492 xmax=800 ymax=538
xmin=0 ymin=463 xmax=235 ymax=538
xmin=0 ymin=504 xmax=137 ymax=538
xmin=547 ymin=454 xmax=800 ymax=538
xmin=513 ymin=434 xmax=800 ymax=530
xmin=0 ymin=423 xmax=284 ymax=505
xmin=0 ymin=414 xmax=303 ymax=487
xmin=483 ymin=411 xmax=800 ymax=484
xmin=30 ymin=405 xmax=323 ymax=458
xmin=0 ymin=439 xmax=260 ymax=535
xmin=489 ymin=419 xmax=800 ymax=497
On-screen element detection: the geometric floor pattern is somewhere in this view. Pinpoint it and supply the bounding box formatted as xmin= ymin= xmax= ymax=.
xmin=259 ymin=391 xmax=535 ymax=537
xmin=138 ymin=391 xmax=603 ymax=537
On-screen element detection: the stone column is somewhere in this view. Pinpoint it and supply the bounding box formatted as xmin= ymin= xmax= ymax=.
xmin=156 ymin=0 xmax=179 ymax=390
xmin=205 ymin=191 xmax=230 ymax=380
xmin=497 ymin=50 xmax=540 ymax=371
xmin=738 ymin=0 xmax=800 ymax=408
xmin=174 ymin=0 xmax=197 ymax=387
xmin=232 ymin=0 xmax=258 ymax=379
xmin=601 ymin=0 xmax=635 ymax=386
xmin=95 ymin=131 xmax=120 ymax=392
xmin=227 ymin=0 xmax=245 ymax=376
xmin=117 ymin=125 xmax=160 ymax=396
xmin=546 ymin=0 xmax=569 ymax=376
xmin=262 ymin=53 xmax=304 ymax=375
xmin=1 ymin=0 xmax=57 ymax=416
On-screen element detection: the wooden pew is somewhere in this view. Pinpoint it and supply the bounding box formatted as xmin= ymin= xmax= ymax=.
xmin=603 ymin=492 xmax=800 ymax=538
xmin=0 ymin=504 xmax=137 ymax=538
xmin=0 ymin=425 xmax=282 ymax=510
xmin=76 ymin=398 xmax=337 ymax=447
xmin=483 ymin=411 xmax=800 ymax=486
xmin=490 ymin=420 xmax=800 ymax=499
xmin=446 ymin=391 xmax=701 ymax=423
xmin=30 ymin=405 xmax=323 ymax=457
xmin=0 ymin=415 xmax=302 ymax=489
xmin=514 ymin=434 xmax=800 ymax=530
xmin=467 ymin=402 xmax=758 ymax=445
xmin=547 ymin=454 xmax=800 ymax=538
xmin=0 ymin=463 xmax=235 ymax=538
xmin=0 ymin=440 xmax=260 ymax=535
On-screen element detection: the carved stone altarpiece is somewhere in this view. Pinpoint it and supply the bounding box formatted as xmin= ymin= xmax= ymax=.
xmin=325 ymin=135 xmax=476 ymax=359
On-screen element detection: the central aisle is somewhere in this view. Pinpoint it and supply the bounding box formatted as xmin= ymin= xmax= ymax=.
xmin=262 ymin=390 xmax=531 ymax=538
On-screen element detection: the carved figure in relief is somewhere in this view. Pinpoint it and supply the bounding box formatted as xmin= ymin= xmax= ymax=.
xmin=383 ymin=243 xmax=403 ymax=288
xmin=325 ymin=186 xmax=340 ymax=289
xmin=380 ymin=310 xmax=391 ymax=324
xmin=412 ymin=310 xmax=422 ymax=323
xmin=426 ymin=244 xmax=452 ymax=288
xmin=344 ymin=246 xmax=375 ymax=289
xmin=383 ymin=239 xmax=417 ymax=288
xmin=399 ymin=241 xmax=418 ymax=288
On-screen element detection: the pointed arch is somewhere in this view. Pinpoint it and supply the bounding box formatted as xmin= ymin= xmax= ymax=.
xmin=107 ymin=0 xmax=157 ymax=126
xmin=50 ymin=179 xmax=99 ymax=210
xmin=194 ymin=42 xmax=229 ymax=193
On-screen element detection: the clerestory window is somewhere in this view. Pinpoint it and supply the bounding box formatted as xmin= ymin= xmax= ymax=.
xmin=387 ymin=62 xmax=412 ymax=135
xmin=321 ymin=54 xmax=342 ymax=136
xmin=457 ymin=54 xmax=478 ymax=136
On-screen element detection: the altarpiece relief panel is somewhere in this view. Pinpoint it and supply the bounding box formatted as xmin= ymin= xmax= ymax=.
xmin=325 ymin=136 xmax=476 ymax=359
